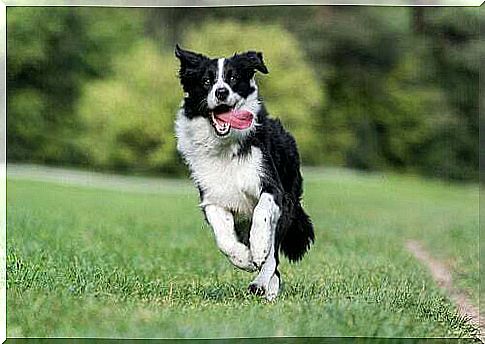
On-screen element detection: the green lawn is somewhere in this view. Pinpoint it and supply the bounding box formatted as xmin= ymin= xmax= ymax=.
xmin=6 ymin=167 xmax=479 ymax=338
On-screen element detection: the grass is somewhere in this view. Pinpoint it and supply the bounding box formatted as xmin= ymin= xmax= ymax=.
xmin=6 ymin=167 xmax=479 ymax=338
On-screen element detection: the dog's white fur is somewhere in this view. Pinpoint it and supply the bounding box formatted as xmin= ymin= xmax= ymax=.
xmin=175 ymin=96 xmax=282 ymax=298
xmin=250 ymin=193 xmax=280 ymax=267
xmin=207 ymin=59 xmax=241 ymax=109
xmin=204 ymin=204 xmax=255 ymax=271
xmin=175 ymin=111 xmax=263 ymax=216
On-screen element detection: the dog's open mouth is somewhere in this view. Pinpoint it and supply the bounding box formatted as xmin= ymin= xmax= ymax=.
xmin=210 ymin=105 xmax=254 ymax=136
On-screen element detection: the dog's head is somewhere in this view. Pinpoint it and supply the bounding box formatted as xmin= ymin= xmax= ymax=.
xmin=175 ymin=45 xmax=268 ymax=138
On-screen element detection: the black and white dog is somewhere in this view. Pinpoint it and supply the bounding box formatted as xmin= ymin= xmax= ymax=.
xmin=174 ymin=45 xmax=314 ymax=300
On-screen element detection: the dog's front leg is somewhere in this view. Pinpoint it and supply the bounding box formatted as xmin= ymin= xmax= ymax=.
xmin=250 ymin=193 xmax=281 ymax=269
xmin=204 ymin=204 xmax=256 ymax=272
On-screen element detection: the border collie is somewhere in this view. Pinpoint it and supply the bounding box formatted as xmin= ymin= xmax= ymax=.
xmin=174 ymin=45 xmax=314 ymax=300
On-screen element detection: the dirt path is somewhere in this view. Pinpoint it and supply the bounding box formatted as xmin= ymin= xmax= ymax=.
xmin=406 ymin=240 xmax=483 ymax=342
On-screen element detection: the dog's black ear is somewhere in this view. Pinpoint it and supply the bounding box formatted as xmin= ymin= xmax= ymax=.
xmin=175 ymin=44 xmax=208 ymax=68
xmin=239 ymin=51 xmax=269 ymax=74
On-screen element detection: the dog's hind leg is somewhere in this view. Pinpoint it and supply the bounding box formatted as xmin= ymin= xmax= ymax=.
xmin=204 ymin=205 xmax=256 ymax=272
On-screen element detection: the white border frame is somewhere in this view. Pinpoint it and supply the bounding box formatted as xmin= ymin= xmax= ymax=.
xmin=1 ymin=1 xmax=5 ymax=343
xmin=2 ymin=0 xmax=484 ymax=6
xmin=0 ymin=2 xmax=482 ymax=343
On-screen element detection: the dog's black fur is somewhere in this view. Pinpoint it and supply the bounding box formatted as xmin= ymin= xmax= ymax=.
xmin=175 ymin=45 xmax=314 ymax=285
xmin=240 ymin=111 xmax=314 ymax=263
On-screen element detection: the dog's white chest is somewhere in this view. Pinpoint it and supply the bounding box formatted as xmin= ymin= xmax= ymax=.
xmin=196 ymin=150 xmax=262 ymax=215
xmin=175 ymin=113 xmax=262 ymax=215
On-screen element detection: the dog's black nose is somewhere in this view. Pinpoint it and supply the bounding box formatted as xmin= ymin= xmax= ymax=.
xmin=215 ymin=87 xmax=229 ymax=101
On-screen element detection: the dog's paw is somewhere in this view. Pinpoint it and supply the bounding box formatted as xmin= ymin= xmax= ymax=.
xmin=248 ymin=273 xmax=280 ymax=301
xmin=236 ymin=259 xmax=257 ymax=273
xmin=248 ymin=281 xmax=266 ymax=296
xmin=265 ymin=273 xmax=280 ymax=301
xmin=228 ymin=243 xmax=257 ymax=272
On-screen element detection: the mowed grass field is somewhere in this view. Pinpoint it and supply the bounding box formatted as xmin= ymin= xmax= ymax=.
xmin=6 ymin=166 xmax=479 ymax=338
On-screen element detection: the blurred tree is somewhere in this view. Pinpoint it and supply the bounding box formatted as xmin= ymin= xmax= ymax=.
xmin=7 ymin=7 xmax=144 ymax=164
xmin=276 ymin=7 xmax=479 ymax=179
xmin=6 ymin=7 xmax=480 ymax=180
xmin=414 ymin=8 xmax=480 ymax=180
xmin=76 ymin=40 xmax=182 ymax=174
xmin=299 ymin=8 xmax=414 ymax=169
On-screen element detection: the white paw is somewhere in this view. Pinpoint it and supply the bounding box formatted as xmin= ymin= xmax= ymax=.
xmin=248 ymin=273 xmax=280 ymax=301
xmin=227 ymin=243 xmax=257 ymax=272
xmin=248 ymin=281 xmax=266 ymax=296
xmin=265 ymin=273 xmax=280 ymax=301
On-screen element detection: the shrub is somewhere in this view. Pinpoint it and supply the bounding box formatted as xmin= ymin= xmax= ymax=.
xmin=76 ymin=40 xmax=182 ymax=174
xmin=7 ymin=7 xmax=145 ymax=164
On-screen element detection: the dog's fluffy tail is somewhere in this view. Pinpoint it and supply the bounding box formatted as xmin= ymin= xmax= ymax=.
xmin=280 ymin=202 xmax=314 ymax=262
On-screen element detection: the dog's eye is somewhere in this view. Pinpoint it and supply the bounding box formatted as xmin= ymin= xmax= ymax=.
xmin=230 ymin=75 xmax=237 ymax=83
xmin=203 ymin=78 xmax=211 ymax=87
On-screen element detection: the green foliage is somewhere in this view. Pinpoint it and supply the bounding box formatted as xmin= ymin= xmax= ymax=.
xmin=281 ymin=7 xmax=479 ymax=179
xmin=6 ymin=7 xmax=480 ymax=180
xmin=7 ymin=7 xmax=145 ymax=163
xmin=182 ymin=21 xmax=326 ymax=165
xmin=76 ymin=40 xmax=182 ymax=174
xmin=414 ymin=8 xmax=480 ymax=180
xmin=312 ymin=8 xmax=414 ymax=168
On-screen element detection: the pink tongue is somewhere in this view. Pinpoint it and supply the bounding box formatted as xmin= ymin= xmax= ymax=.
xmin=214 ymin=110 xmax=253 ymax=129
